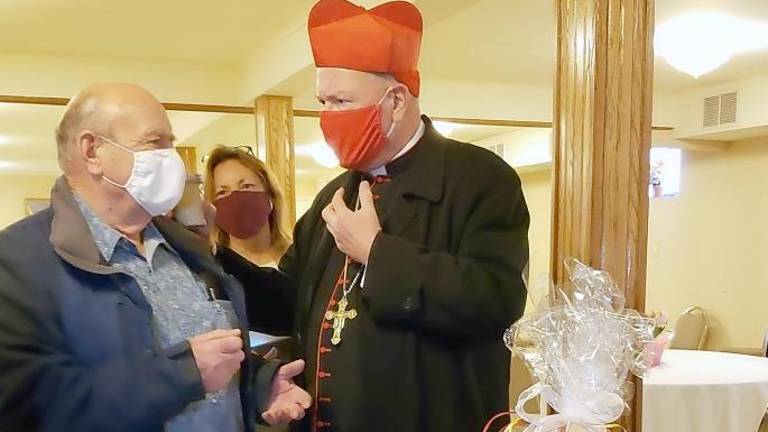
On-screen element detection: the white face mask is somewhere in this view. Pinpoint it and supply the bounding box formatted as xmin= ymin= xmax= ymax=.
xmin=97 ymin=135 xmax=187 ymax=217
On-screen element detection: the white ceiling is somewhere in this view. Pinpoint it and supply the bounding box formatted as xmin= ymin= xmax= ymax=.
xmin=1 ymin=0 xmax=767 ymax=178
xmin=419 ymin=0 xmax=555 ymax=84
xmin=1 ymin=0 xmax=766 ymax=92
xmin=269 ymin=0 xmax=768 ymax=103
xmin=0 ymin=0 xmax=316 ymax=65
xmin=420 ymin=0 xmax=768 ymax=89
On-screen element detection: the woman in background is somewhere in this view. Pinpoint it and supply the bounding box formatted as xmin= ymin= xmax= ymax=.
xmin=204 ymin=145 xmax=294 ymax=334
xmin=205 ymin=145 xmax=291 ymax=268
xmin=205 ymin=146 xmax=295 ymax=432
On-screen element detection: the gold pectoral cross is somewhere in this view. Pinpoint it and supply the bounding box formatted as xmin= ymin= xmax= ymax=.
xmin=324 ymin=296 xmax=357 ymax=346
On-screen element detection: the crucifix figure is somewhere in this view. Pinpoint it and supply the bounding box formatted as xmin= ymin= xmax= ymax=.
xmin=325 ymin=296 xmax=358 ymax=346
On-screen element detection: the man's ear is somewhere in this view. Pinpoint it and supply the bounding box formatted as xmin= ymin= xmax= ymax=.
xmin=390 ymin=83 xmax=410 ymax=122
xmin=77 ymin=131 xmax=103 ymax=176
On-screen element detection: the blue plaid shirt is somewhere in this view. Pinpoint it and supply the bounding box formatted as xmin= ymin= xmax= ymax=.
xmin=75 ymin=195 xmax=243 ymax=432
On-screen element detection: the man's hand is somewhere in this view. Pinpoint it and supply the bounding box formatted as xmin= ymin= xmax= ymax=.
xmin=262 ymin=360 xmax=312 ymax=426
xmin=189 ymin=329 xmax=245 ymax=393
xmin=321 ymin=181 xmax=381 ymax=264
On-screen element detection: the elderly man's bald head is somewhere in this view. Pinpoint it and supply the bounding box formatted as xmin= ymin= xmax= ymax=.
xmin=56 ymin=83 xmax=169 ymax=169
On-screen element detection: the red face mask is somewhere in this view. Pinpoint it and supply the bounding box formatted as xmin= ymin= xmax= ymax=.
xmin=320 ymin=89 xmax=396 ymax=170
xmin=214 ymin=190 xmax=272 ymax=240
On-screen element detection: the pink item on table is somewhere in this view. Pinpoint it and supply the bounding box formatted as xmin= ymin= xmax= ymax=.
xmin=645 ymin=333 xmax=673 ymax=367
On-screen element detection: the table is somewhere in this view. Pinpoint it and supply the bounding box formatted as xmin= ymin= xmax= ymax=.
xmin=643 ymin=349 xmax=768 ymax=432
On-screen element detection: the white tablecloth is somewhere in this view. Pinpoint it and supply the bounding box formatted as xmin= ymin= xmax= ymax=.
xmin=643 ymin=349 xmax=768 ymax=432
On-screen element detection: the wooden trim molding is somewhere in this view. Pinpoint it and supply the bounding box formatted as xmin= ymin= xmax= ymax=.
xmin=0 ymin=95 xmax=253 ymax=114
xmin=293 ymin=108 xmax=673 ymax=130
xmin=0 ymin=95 xmax=673 ymax=130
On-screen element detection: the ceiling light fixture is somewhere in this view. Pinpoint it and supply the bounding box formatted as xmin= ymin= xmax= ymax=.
xmin=296 ymin=141 xmax=340 ymax=168
xmin=655 ymin=12 xmax=768 ymax=79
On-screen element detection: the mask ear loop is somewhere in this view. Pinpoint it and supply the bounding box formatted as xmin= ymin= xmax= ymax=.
xmin=377 ymin=87 xmax=398 ymax=138
xmin=96 ymin=135 xmax=135 ymax=189
xmin=97 ymin=135 xmax=136 ymax=154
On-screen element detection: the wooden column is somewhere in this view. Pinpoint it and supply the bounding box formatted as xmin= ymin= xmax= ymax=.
xmin=255 ymin=95 xmax=296 ymax=225
xmin=175 ymin=146 xmax=198 ymax=175
xmin=551 ymin=0 xmax=654 ymax=430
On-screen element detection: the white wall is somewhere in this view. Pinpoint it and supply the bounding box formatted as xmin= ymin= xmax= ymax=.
xmin=0 ymin=53 xmax=244 ymax=104
xmin=645 ymin=137 xmax=768 ymax=350
xmin=519 ymin=136 xmax=768 ymax=350
xmin=0 ymin=174 xmax=57 ymax=229
xmin=675 ymin=75 xmax=768 ymax=137
xmin=472 ymin=128 xmax=552 ymax=169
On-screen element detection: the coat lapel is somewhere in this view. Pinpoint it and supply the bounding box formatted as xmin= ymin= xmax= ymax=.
xmin=48 ymin=176 xmax=122 ymax=275
xmin=380 ymin=116 xmax=446 ymax=237
xmin=379 ymin=191 xmax=420 ymax=238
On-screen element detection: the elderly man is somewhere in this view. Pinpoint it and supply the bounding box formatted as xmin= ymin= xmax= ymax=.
xmin=0 ymin=83 xmax=311 ymax=432
xmin=245 ymin=1 xmax=531 ymax=431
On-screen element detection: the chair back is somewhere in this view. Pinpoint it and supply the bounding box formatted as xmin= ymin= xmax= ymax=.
xmin=669 ymin=306 xmax=708 ymax=350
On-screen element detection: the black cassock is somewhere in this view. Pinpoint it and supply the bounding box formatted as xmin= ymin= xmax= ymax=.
xmin=235 ymin=116 xmax=530 ymax=432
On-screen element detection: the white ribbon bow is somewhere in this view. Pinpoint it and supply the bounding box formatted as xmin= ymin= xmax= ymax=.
xmin=515 ymin=383 xmax=625 ymax=432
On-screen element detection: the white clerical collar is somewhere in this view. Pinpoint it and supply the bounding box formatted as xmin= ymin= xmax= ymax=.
xmin=369 ymin=119 xmax=426 ymax=177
